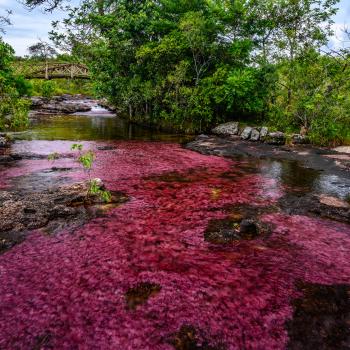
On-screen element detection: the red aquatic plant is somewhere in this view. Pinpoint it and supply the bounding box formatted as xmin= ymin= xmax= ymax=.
xmin=0 ymin=141 xmax=349 ymax=349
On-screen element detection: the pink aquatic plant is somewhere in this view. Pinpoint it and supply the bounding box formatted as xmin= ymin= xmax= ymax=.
xmin=0 ymin=141 xmax=349 ymax=349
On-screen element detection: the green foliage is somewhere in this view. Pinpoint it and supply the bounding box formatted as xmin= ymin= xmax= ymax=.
xmin=34 ymin=0 xmax=347 ymax=145
xmin=78 ymin=150 xmax=95 ymax=170
xmin=70 ymin=143 xmax=112 ymax=203
xmin=89 ymin=178 xmax=112 ymax=203
xmin=41 ymin=80 xmax=56 ymax=99
xmin=28 ymin=77 xmax=93 ymax=97
xmin=269 ymin=49 xmax=350 ymax=146
xmin=0 ymin=38 xmax=30 ymax=130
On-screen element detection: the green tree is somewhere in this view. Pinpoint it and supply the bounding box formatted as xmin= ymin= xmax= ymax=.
xmin=28 ymin=0 xmax=347 ymax=144
xmin=0 ymin=38 xmax=30 ymax=130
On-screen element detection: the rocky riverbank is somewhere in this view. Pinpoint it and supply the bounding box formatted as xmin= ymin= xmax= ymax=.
xmin=0 ymin=177 xmax=127 ymax=254
xmin=30 ymin=94 xmax=94 ymax=115
xmin=187 ymin=134 xmax=350 ymax=175
xmin=211 ymin=121 xmax=309 ymax=145
xmin=186 ymin=133 xmax=350 ymax=227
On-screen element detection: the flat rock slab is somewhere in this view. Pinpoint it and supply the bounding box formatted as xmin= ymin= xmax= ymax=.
xmin=186 ymin=135 xmax=350 ymax=176
xmin=0 ymin=181 xmax=127 ymax=254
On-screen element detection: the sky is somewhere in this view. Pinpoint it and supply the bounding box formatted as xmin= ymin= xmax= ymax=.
xmin=0 ymin=0 xmax=350 ymax=56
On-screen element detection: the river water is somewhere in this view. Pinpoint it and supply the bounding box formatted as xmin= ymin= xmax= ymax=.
xmin=0 ymin=101 xmax=349 ymax=349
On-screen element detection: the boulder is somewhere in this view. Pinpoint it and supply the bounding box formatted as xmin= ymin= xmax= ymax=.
xmin=239 ymin=219 xmax=259 ymax=237
xmin=240 ymin=126 xmax=253 ymax=140
xmin=30 ymin=97 xmax=46 ymax=108
xmin=250 ymin=128 xmax=260 ymax=141
xmin=265 ymin=131 xmax=286 ymax=145
xmin=0 ymin=136 xmax=10 ymax=148
xmin=37 ymin=102 xmax=91 ymax=114
xmin=292 ymin=134 xmax=310 ymax=144
xmin=212 ymin=122 xmax=239 ymax=137
xmin=259 ymin=127 xmax=269 ymax=140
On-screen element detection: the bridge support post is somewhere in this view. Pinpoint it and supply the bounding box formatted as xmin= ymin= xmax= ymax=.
xmin=45 ymin=62 xmax=49 ymax=80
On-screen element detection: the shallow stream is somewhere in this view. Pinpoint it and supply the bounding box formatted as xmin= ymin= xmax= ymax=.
xmin=0 ymin=101 xmax=349 ymax=349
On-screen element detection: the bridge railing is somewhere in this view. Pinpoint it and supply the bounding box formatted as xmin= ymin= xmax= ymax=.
xmin=23 ymin=62 xmax=90 ymax=80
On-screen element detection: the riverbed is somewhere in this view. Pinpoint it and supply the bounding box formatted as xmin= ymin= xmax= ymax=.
xmin=0 ymin=101 xmax=349 ymax=349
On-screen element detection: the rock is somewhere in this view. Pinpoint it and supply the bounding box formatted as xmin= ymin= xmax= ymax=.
xmin=278 ymin=193 xmax=350 ymax=224
xmin=240 ymin=126 xmax=253 ymax=140
xmin=0 ymin=181 xmax=128 ymax=254
xmin=239 ymin=219 xmax=259 ymax=237
xmin=125 ymin=282 xmax=162 ymax=310
xmin=318 ymin=195 xmax=349 ymax=209
xmin=212 ymin=122 xmax=239 ymax=137
xmin=204 ymin=214 xmax=271 ymax=244
xmin=265 ymin=131 xmax=286 ymax=145
xmin=30 ymin=97 xmax=46 ymax=108
xmin=0 ymin=137 xmax=9 ymax=148
xmin=197 ymin=134 xmax=209 ymax=139
xmin=0 ymin=155 xmax=15 ymax=164
xmin=169 ymin=325 xmax=225 ymax=350
xmin=333 ymin=146 xmax=350 ymax=154
xmin=30 ymin=95 xmax=92 ymax=115
xmin=259 ymin=127 xmax=269 ymax=140
xmin=36 ymin=102 xmax=91 ymax=114
xmin=292 ymin=134 xmax=310 ymax=144
xmin=92 ymin=178 xmax=105 ymax=190
xmin=250 ymin=128 xmax=260 ymax=141
xmin=286 ymin=282 xmax=350 ymax=350
xmin=98 ymin=99 xmax=116 ymax=112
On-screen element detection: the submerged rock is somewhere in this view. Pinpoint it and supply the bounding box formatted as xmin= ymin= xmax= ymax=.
xmin=287 ymin=282 xmax=350 ymax=350
xmin=125 ymin=282 xmax=161 ymax=310
xmin=212 ymin=122 xmax=239 ymax=137
xmin=278 ymin=193 xmax=350 ymax=223
xmin=204 ymin=217 xmax=266 ymax=244
xmin=169 ymin=325 xmax=225 ymax=350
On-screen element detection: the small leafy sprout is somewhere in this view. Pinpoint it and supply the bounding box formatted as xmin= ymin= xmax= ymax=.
xmin=70 ymin=143 xmax=112 ymax=203
xmin=89 ymin=178 xmax=112 ymax=203
xmin=47 ymin=152 xmax=59 ymax=162
xmin=71 ymin=143 xmax=83 ymax=151
xmin=78 ymin=151 xmax=95 ymax=170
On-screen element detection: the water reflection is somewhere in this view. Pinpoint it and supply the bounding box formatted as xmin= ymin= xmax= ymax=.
xmin=9 ymin=104 xmax=350 ymax=200
xmin=259 ymin=159 xmax=350 ymax=199
xmin=17 ymin=112 xmax=193 ymax=143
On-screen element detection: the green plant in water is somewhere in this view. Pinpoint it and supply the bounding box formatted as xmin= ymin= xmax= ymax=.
xmin=70 ymin=143 xmax=112 ymax=203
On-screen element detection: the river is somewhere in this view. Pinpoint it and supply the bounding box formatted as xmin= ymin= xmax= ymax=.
xmin=0 ymin=100 xmax=349 ymax=349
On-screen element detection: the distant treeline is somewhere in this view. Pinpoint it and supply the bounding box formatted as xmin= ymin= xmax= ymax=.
xmin=2 ymin=0 xmax=350 ymax=145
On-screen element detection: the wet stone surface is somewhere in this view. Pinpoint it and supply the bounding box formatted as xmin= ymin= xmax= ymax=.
xmin=204 ymin=211 xmax=272 ymax=244
xmin=287 ymin=282 xmax=350 ymax=350
xmin=279 ymin=193 xmax=350 ymax=224
xmin=204 ymin=204 xmax=276 ymax=245
xmin=0 ymin=181 xmax=127 ymax=254
xmin=125 ymin=282 xmax=162 ymax=310
xmin=169 ymin=325 xmax=226 ymax=350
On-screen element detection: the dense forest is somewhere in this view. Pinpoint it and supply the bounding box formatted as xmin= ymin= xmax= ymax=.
xmin=1 ymin=0 xmax=350 ymax=145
